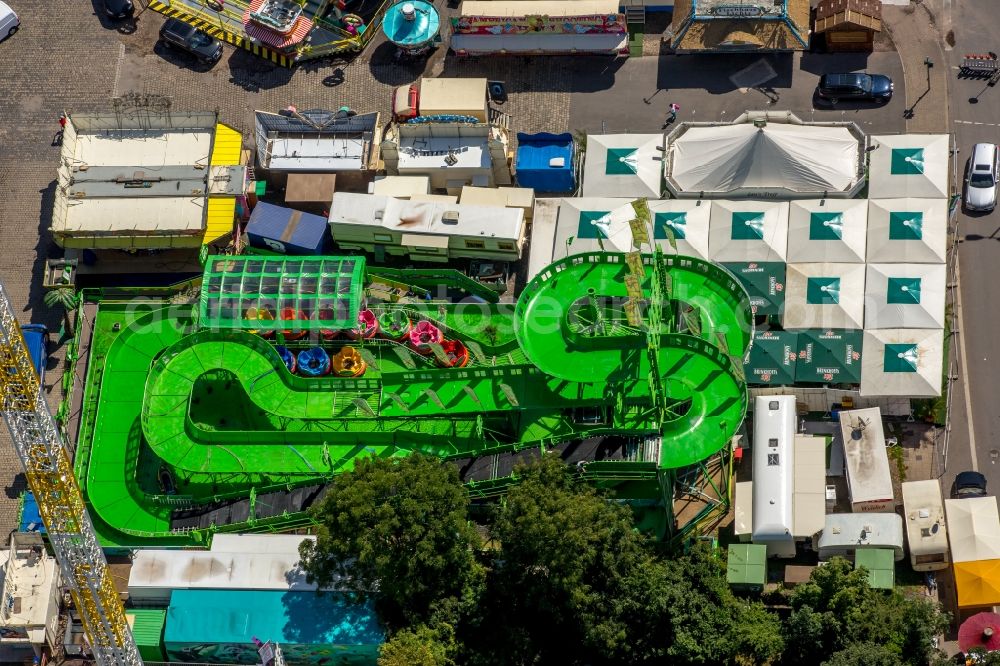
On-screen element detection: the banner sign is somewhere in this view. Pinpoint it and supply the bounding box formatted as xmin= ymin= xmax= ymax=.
xmin=452 ymin=13 xmax=626 ymax=35
xmin=709 ymin=4 xmax=766 ymax=17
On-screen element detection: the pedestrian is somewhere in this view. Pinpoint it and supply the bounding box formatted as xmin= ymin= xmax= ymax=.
xmin=668 ymin=102 xmax=680 ymax=122
xmin=53 ymin=113 xmax=67 ymax=146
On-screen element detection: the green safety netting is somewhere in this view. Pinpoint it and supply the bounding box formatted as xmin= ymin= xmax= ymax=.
xmin=745 ymin=330 xmax=798 ymax=385
xmin=199 ymin=255 xmax=366 ymax=331
xmin=794 ymin=329 xmax=863 ymax=384
xmin=722 ymin=262 xmax=786 ymax=316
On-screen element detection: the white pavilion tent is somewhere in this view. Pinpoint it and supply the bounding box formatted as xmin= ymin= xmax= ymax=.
xmin=864 ymin=263 xmax=946 ymax=329
xmin=867 ymin=198 xmax=947 ymax=264
xmin=708 ymin=200 xmax=789 ymax=262
xmin=668 ymin=122 xmax=861 ymax=195
xmin=786 ymin=199 xmax=868 ymax=263
xmin=867 ymin=134 xmax=950 ymax=199
xmin=583 ymin=134 xmax=664 ymax=198
xmin=860 ymin=328 xmax=944 ymax=397
xmin=945 ymin=497 xmax=1000 ymax=564
xmin=783 ymin=262 xmax=867 ymax=330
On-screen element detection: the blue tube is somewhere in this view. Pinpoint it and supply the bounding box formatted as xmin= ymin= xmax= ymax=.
xmin=297 ymin=347 xmax=331 ymax=377
xmin=276 ymin=346 xmax=296 ymax=374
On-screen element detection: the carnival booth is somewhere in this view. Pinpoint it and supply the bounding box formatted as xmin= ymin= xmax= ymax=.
xmin=450 ymin=0 xmax=628 ymax=56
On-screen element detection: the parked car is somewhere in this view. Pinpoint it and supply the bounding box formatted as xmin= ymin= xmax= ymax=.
xmin=159 ymin=18 xmax=223 ymax=65
xmin=964 ymin=143 xmax=1000 ymax=212
xmin=817 ymin=73 xmax=894 ymax=104
xmin=102 ymin=0 xmax=134 ymax=20
xmin=951 ymin=471 xmax=988 ymax=499
xmin=0 ymin=1 xmax=19 ymax=41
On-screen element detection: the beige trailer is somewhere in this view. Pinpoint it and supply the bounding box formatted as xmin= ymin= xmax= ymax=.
xmin=901 ymin=480 xmax=949 ymax=571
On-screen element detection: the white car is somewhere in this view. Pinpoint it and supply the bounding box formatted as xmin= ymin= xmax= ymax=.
xmin=965 ymin=143 xmax=1000 ymax=212
xmin=0 ymin=1 xmax=18 ymax=42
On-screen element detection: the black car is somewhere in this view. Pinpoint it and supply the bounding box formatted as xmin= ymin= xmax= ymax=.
xmin=817 ymin=73 xmax=894 ymax=104
xmin=951 ymin=471 xmax=988 ymax=499
xmin=159 ymin=18 xmax=223 ymax=65
xmin=102 ymin=0 xmax=134 ymax=20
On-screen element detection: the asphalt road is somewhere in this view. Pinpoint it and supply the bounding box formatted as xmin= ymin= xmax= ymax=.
xmin=943 ymin=0 xmax=1000 ymax=496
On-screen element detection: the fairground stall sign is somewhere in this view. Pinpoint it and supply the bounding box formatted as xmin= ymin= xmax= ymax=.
xmin=451 ymin=13 xmax=626 ymax=35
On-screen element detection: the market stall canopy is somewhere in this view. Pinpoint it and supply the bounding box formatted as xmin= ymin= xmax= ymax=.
xmin=727 ymin=543 xmax=767 ymax=588
xmin=583 ymin=134 xmax=664 ymax=198
xmin=668 ymin=121 xmax=860 ymax=195
xmin=867 ymin=198 xmax=947 ymax=263
xmin=794 ymin=329 xmax=863 ymax=384
xmin=783 ymin=263 xmax=867 ymax=330
xmin=865 ymin=263 xmax=946 ymax=329
xmin=709 ymin=200 xmax=789 ymax=262
xmin=860 ymin=328 xmax=943 ymax=396
xmin=786 ymin=199 xmax=868 ymax=263
xmin=954 ymin=560 xmax=1000 ymax=608
xmin=946 ymin=497 xmax=1000 ymax=563
xmin=721 ymin=262 xmax=786 ymax=316
xmin=553 ymin=198 xmax=712 ymax=258
xmin=515 ymin=132 xmax=576 ymax=193
xmin=958 ymin=612 xmax=1000 ymax=652
xmin=745 ymin=330 xmax=798 ymax=385
xmin=855 ymin=548 xmax=895 ymax=589
xmin=867 ymin=134 xmax=950 ymax=199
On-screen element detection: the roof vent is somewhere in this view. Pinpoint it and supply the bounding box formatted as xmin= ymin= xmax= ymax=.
xmin=442 ymin=210 xmax=460 ymax=224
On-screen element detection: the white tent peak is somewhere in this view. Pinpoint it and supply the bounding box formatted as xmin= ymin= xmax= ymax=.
xmin=666 ymin=112 xmax=864 ymax=198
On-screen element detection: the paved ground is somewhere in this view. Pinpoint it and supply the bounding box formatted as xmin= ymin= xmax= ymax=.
xmin=0 ymin=0 xmax=911 ymax=535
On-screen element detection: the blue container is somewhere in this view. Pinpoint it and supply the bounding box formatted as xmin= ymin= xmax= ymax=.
xmin=246 ymin=202 xmax=329 ymax=255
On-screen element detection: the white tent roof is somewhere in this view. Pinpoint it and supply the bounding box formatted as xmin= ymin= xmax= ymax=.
xmin=583 ymin=134 xmax=663 ymax=198
xmin=864 ymin=263 xmax=946 ymax=329
xmin=866 ymin=198 xmax=947 ymax=264
xmin=550 ymin=197 xmax=712 ymax=259
xmin=708 ymin=200 xmax=789 ymax=262
xmin=783 ymin=262 xmax=867 ymax=329
xmin=868 ymin=134 xmax=950 ymax=199
xmin=860 ymin=328 xmax=944 ymax=397
xmin=786 ymin=199 xmax=868 ymax=263
xmin=669 ymin=122 xmax=860 ymax=194
xmin=945 ymin=497 xmax=1000 ymax=563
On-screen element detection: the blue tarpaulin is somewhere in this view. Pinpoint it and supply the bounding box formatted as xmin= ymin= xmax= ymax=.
xmin=20 ymin=492 xmax=45 ymax=534
xmin=246 ymin=202 xmax=329 ymax=255
xmin=515 ymin=132 xmax=575 ymax=193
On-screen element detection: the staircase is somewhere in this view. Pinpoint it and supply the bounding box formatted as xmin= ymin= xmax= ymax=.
xmin=624 ymin=1 xmax=645 ymax=57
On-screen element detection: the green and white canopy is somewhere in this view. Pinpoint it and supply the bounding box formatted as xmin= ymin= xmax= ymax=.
xmin=865 ymin=263 xmax=946 ymax=329
xmin=722 ymin=262 xmax=786 ymax=316
xmin=794 ymin=329 xmax=863 ymax=384
xmin=786 ymin=199 xmax=868 ymax=263
xmin=745 ymin=329 xmax=798 ymax=385
xmin=867 ymin=134 xmax=950 ymax=199
xmin=860 ymin=328 xmax=944 ymax=397
xmin=708 ymin=200 xmax=789 ymax=262
xmin=867 ymin=198 xmax=947 ymax=264
xmin=783 ymin=263 xmax=867 ymax=330
xmin=582 ymin=134 xmax=664 ymax=199
xmin=647 ymin=199 xmax=712 ymax=259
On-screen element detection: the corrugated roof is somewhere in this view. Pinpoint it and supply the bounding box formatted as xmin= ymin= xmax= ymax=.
xmin=128 ymin=609 xmax=166 ymax=647
xmin=204 ymin=197 xmax=236 ymax=245
xmin=210 ymin=123 xmax=243 ymax=167
xmin=255 ymin=110 xmax=379 ymax=135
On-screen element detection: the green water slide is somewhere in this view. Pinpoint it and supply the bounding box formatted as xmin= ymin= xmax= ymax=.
xmin=514 ymin=253 xmax=751 ymax=468
xmin=81 ymin=252 xmax=752 ymax=544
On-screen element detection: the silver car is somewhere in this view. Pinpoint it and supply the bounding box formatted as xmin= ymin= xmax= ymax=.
xmin=965 ymin=143 xmax=999 ymax=212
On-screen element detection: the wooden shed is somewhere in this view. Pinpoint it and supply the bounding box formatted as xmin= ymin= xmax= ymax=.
xmin=813 ymin=0 xmax=882 ymax=52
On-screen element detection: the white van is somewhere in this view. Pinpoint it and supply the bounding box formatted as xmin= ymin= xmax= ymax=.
xmin=0 ymin=1 xmax=19 ymax=42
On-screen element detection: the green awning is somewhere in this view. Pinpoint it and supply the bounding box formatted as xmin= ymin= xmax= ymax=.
xmin=746 ymin=330 xmax=798 ymax=385
xmin=722 ymin=262 xmax=786 ymax=316
xmin=890 ymin=147 xmax=925 ymax=175
xmin=727 ymin=544 xmax=767 ymax=587
xmin=855 ymin=548 xmax=895 ymax=589
xmin=794 ymin=329 xmax=863 ymax=384
xmin=731 ymin=212 xmax=766 ymax=240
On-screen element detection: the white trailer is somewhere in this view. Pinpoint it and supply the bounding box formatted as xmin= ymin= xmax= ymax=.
xmin=752 ymin=395 xmax=797 ymax=558
xmin=328 ymin=192 xmax=525 ymax=263
xmin=901 ymin=480 xmax=949 ymax=571
xmin=839 ymin=407 xmax=894 ymax=512
xmin=817 ymin=512 xmax=905 ymax=561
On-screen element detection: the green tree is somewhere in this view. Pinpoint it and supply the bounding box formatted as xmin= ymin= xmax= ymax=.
xmin=822 ymin=642 xmax=904 ymax=666
xmin=731 ymin=601 xmax=785 ymax=666
xmin=378 ymin=623 xmax=455 ymax=666
xmin=43 ymin=287 xmax=77 ymax=336
xmin=300 ymin=454 xmax=482 ymax=630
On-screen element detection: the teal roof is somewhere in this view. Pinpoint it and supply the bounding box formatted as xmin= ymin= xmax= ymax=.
xmin=727 ymin=543 xmax=767 ymax=586
xmin=164 ymin=590 xmax=384 ymax=647
xmin=855 ymin=548 xmax=895 ymax=589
